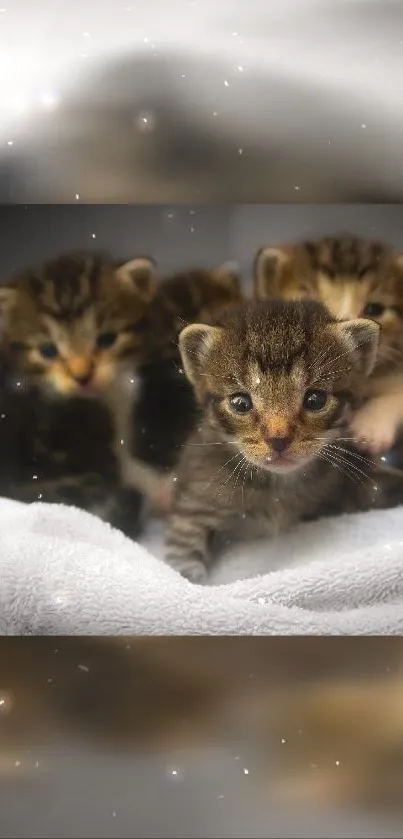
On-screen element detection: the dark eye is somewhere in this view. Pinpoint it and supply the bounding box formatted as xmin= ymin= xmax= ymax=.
xmin=97 ymin=331 xmax=117 ymax=349
xmin=229 ymin=392 xmax=253 ymax=414
xmin=303 ymin=389 xmax=328 ymax=412
xmin=363 ymin=302 xmax=385 ymax=318
xmin=39 ymin=342 xmax=58 ymax=360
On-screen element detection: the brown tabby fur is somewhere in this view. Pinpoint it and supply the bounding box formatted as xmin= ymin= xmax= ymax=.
xmin=165 ymin=299 xmax=388 ymax=582
xmin=132 ymin=264 xmax=244 ymax=471
xmin=146 ymin=263 xmax=243 ymax=360
xmin=0 ymin=251 xmax=170 ymax=521
xmin=254 ymin=234 xmax=403 ymax=454
xmin=0 ymin=252 xmax=155 ymax=396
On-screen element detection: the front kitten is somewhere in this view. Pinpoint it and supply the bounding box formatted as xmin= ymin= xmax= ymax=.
xmin=165 ymin=299 xmax=380 ymax=582
xmin=132 ymin=264 xmax=243 ymax=470
xmin=0 ymin=251 xmax=168 ymax=530
xmin=254 ymin=234 xmax=403 ymax=454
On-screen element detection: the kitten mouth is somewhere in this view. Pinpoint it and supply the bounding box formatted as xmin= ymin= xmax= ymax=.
xmin=260 ymin=454 xmax=307 ymax=474
xmin=73 ymin=382 xmax=98 ymax=398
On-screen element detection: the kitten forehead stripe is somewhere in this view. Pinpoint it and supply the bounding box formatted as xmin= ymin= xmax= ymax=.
xmin=303 ymin=235 xmax=389 ymax=280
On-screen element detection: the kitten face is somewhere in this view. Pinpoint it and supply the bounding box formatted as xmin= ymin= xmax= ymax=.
xmin=179 ymin=300 xmax=379 ymax=474
xmin=254 ymin=235 xmax=403 ymax=367
xmin=0 ymin=253 xmax=156 ymax=397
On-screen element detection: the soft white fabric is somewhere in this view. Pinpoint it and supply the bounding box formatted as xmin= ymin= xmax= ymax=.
xmin=1 ymin=497 xmax=403 ymax=635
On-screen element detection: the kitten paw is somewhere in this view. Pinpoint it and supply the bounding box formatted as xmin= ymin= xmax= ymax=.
xmin=169 ymin=557 xmax=207 ymax=584
xmin=349 ymin=405 xmax=398 ymax=454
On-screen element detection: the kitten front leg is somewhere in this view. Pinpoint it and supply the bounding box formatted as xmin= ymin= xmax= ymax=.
xmin=120 ymin=456 xmax=174 ymax=514
xmin=349 ymin=395 xmax=403 ymax=454
xmin=165 ymin=497 xmax=225 ymax=583
xmin=101 ymin=379 xmax=173 ymax=514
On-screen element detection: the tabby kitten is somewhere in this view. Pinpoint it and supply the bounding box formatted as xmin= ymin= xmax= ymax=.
xmin=0 ymin=251 xmax=169 ymax=531
xmin=132 ymin=263 xmax=244 ymax=470
xmin=254 ymin=234 xmax=403 ymax=455
xmin=165 ymin=299 xmax=381 ymax=582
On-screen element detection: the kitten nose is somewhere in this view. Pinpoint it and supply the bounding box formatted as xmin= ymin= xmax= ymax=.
xmin=74 ymin=372 xmax=93 ymax=386
xmin=267 ymin=436 xmax=291 ymax=454
xmin=68 ymin=356 xmax=94 ymax=385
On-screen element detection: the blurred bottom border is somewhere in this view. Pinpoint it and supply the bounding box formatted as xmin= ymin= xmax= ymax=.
xmin=1 ymin=636 xmax=403 ymax=838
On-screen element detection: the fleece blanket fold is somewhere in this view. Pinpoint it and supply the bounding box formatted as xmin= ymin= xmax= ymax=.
xmin=0 ymin=498 xmax=402 ymax=635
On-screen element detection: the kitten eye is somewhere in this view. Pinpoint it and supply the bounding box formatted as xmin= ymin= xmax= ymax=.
xmin=97 ymin=331 xmax=117 ymax=349
xmin=229 ymin=392 xmax=253 ymax=414
xmin=39 ymin=342 xmax=58 ymax=360
xmin=363 ymin=302 xmax=385 ymax=318
xmin=303 ymin=389 xmax=328 ymax=412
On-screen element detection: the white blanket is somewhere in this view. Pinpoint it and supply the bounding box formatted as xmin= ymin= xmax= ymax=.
xmin=1 ymin=497 xmax=403 ymax=635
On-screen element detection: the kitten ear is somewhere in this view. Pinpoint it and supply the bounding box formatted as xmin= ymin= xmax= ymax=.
xmin=116 ymin=257 xmax=157 ymax=301
xmin=253 ymin=246 xmax=290 ymax=298
xmin=211 ymin=261 xmax=242 ymax=294
xmin=179 ymin=323 xmax=223 ymax=385
xmin=335 ymin=318 xmax=380 ymax=377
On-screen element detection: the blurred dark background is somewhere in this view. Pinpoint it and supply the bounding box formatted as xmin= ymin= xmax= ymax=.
xmin=1 ymin=204 xmax=403 ymax=282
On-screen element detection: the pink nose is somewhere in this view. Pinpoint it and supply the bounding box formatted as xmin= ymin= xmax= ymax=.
xmin=266 ymin=436 xmax=291 ymax=454
xmin=74 ymin=372 xmax=93 ymax=386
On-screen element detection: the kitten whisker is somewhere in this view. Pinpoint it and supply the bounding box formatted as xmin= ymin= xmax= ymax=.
xmin=326 ymin=443 xmax=377 ymax=468
xmin=318 ymin=338 xmax=373 ymax=379
xmin=183 ymin=441 xmax=232 ymax=447
xmin=203 ymin=451 xmax=240 ymax=495
xmin=322 ymin=450 xmax=367 ymax=488
xmin=326 ymin=447 xmax=381 ymax=487
xmin=229 ymin=455 xmax=249 ymax=504
xmin=214 ymin=454 xmax=245 ymax=499
xmin=318 ymin=450 xmax=360 ymax=487
xmin=314 ymin=366 xmax=355 ymax=380
xmin=323 ymin=445 xmax=373 ymax=485
xmin=241 ymin=459 xmax=248 ymax=510
xmin=305 ymin=344 xmax=334 ymax=373
xmin=174 ymin=352 xmax=233 ymax=381
xmin=212 ymin=452 xmax=244 ymax=498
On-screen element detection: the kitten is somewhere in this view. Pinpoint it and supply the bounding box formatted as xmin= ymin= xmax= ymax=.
xmin=254 ymin=234 xmax=403 ymax=455
xmin=0 ymin=251 xmax=169 ymax=532
xmin=165 ymin=299 xmax=383 ymax=582
xmin=132 ymin=263 xmax=244 ymax=470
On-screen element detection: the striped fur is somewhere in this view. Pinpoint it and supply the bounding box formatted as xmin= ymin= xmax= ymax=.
xmin=254 ymin=234 xmax=403 ymax=454
xmin=0 ymin=251 xmax=169 ymax=528
xmin=164 ymin=300 xmax=398 ymax=583
xmin=132 ymin=264 xmax=244 ymax=470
